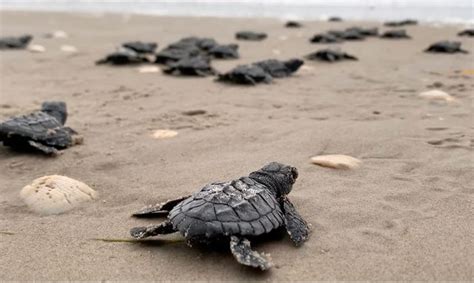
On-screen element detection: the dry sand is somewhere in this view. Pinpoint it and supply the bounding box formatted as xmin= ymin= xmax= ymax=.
xmin=0 ymin=11 xmax=473 ymax=281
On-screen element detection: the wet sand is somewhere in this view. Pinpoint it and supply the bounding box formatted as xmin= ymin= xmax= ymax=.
xmin=0 ymin=11 xmax=473 ymax=281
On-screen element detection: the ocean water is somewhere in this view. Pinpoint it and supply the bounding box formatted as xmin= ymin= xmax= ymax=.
xmin=0 ymin=0 xmax=472 ymax=24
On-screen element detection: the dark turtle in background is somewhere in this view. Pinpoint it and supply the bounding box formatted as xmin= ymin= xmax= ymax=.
xmin=0 ymin=101 xmax=82 ymax=155
xmin=155 ymin=45 xmax=201 ymax=65
xmin=253 ymin=58 xmax=304 ymax=78
xmin=235 ymin=31 xmax=267 ymax=41
xmin=346 ymin=27 xmax=379 ymax=36
xmin=218 ymin=65 xmax=273 ymax=85
xmin=305 ymin=48 xmax=358 ymax=62
xmin=310 ymin=33 xmax=342 ymax=44
xmin=155 ymin=37 xmax=218 ymax=65
xmin=327 ymin=30 xmax=365 ymax=40
xmin=285 ymin=21 xmax=302 ymax=28
xmin=380 ymin=29 xmax=411 ymax=39
xmin=122 ymin=41 xmax=158 ymax=54
xmin=96 ymin=47 xmax=150 ymax=65
xmin=130 ymin=162 xmax=310 ymax=270
xmin=163 ymin=56 xmax=216 ymax=76
xmin=458 ymin=29 xmax=474 ymax=37
xmin=328 ymin=16 xmax=342 ymax=22
xmin=208 ymin=44 xmax=239 ymax=59
xmin=0 ymin=35 xmax=33 ymax=50
xmin=424 ymin=41 xmax=468 ymax=54
xmin=384 ymin=19 xmax=418 ymax=27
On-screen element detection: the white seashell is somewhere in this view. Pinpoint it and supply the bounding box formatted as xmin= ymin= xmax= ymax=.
xmin=419 ymin=89 xmax=455 ymax=102
xmin=52 ymin=30 xmax=68 ymax=38
xmin=20 ymin=175 xmax=98 ymax=215
xmin=152 ymin=129 xmax=178 ymax=139
xmin=278 ymin=35 xmax=288 ymax=41
xmin=60 ymin=45 xmax=78 ymax=52
xmin=138 ymin=66 xmax=160 ymax=73
xmin=28 ymin=44 xmax=46 ymax=53
xmin=272 ymin=49 xmax=281 ymax=55
xmin=310 ymin=154 xmax=362 ymax=169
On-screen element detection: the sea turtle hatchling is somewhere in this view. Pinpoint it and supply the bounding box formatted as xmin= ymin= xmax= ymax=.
xmin=235 ymin=31 xmax=268 ymax=41
xmin=163 ymin=56 xmax=216 ymax=76
xmin=424 ymin=41 xmax=468 ymax=54
xmin=0 ymin=101 xmax=82 ymax=155
xmin=253 ymin=58 xmax=304 ymax=78
xmin=380 ymin=29 xmax=411 ymax=39
xmin=310 ymin=33 xmax=342 ymax=44
xmin=207 ymin=44 xmax=239 ymax=59
xmin=122 ymin=41 xmax=158 ymax=54
xmin=217 ymin=65 xmax=273 ymax=85
xmin=130 ymin=162 xmax=310 ymax=270
xmin=0 ymin=35 xmax=33 ymax=50
xmin=458 ymin=29 xmax=474 ymax=37
xmin=305 ymin=48 xmax=358 ymax=62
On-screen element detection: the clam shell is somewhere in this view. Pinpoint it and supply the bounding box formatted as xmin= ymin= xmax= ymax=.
xmin=138 ymin=66 xmax=160 ymax=73
xmin=20 ymin=175 xmax=98 ymax=215
xmin=310 ymin=154 xmax=362 ymax=169
xmin=152 ymin=129 xmax=178 ymax=139
xmin=28 ymin=44 xmax=46 ymax=53
xmin=419 ymin=89 xmax=455 ymax=102
xmin=60 ymin=45 xmax=78 ymax=52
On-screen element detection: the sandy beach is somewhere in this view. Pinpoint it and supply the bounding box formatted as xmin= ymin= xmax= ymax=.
xmin=0 ymin=11 xmax=473 ymax=281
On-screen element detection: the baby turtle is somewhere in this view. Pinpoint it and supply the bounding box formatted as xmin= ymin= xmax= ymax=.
xmin=130 ymin=162 xmax=309 ymax=270
xmin=310 ymin=33 xmax=342 ymax=44
xmin=177 ymin=37 xmax=219 ymax=51
xmin=458 ymin=29 xmax=474 ymax=37
xmin=0 ymin=35 xmax=33 ymax=50
xmin=337 ymin=30 xmax=365 ymax=40
xmin=235 ymin=31 xmax=267 ymax=41
xmin=424 ymin=41 xmax=468 ymax=54
xmin=285 ymin=21 xmax=302 ymax=28
xmin=380 ymin=29 xmax=411 ymax=39
xmin=346 ymin=27 xmax=379 ymax=36
xmin=218 ymin=65 xmax=272 ymax=85
xmin=384 ymin=19 xmax=417 ymax=27
xmin=155 ymin=46 xmax=201 ymax=65
xmin=96 ymin=48 xmax=149 ymax=65
xmin=328 ymin=16 xmax=342 ymax=22
xmin=0 ymin=101 xmax=82 ymax=155
xmin=253 ymin=58 xmax=304 ymax=78
xmin=122 ymin=41 xmax=158 ymax=54
xmin=163 ymin=56 xmax=216 ymax=76
xmin=305 ymin=49 xmax=358 ymax=62
xmin=208 ymin=44 xmax=239 ymax=59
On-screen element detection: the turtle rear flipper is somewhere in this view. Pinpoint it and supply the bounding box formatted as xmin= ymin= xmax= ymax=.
xmin=28 ymin=140 xmax=59 ymax=155
xmin=283 ymin=197 xmax=310 ymax=246
xmin=130 ymin=221 xmax=175 ymax=239
xmin=132 ymin=195 xmax=191 ymax=218
xmin=230 ymin=236 xmax=272 ymax=270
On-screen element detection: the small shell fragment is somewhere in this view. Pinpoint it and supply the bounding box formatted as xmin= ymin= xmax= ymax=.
xmin=28 ymin=44 xmax=46 ymax=53
xmin=310 ymin=154 xmax=362 ymax=169
xmin=419 ymin=89 xmax=455 ymax=102
xmin=272 ymin=49 xmax=281 ymax=55
xmin=152 ymin=129 xmax=178 ymax=139
xmin=51 ymin=30 xmax=68 ymax=38
xmin=60 ymin=45 xmax=78 ymax=52
xmin=20 ymin=175 xmax=98 ymax=215
xmin=138 ymin=66 xmax=160 ymax=73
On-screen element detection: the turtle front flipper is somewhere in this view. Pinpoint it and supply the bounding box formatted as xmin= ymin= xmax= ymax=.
xmin=28 ymin=140 xmax=59 ymax=155
xmin=130 ymin=221 xmax=175 ymax=239
xmin=282 ymin=197 xmax=310 ymax=246
xmin=230 ymin=236 xmax=272 ymax=270
xmin=132 ymin=195 xmax=191 ymax=218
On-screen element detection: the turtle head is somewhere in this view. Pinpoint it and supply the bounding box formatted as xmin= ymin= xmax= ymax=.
xmin=41 ymin=101 xmax=67 ymax=125
xmin=284 ymin=58 xmax=304 ymax=73
xmin=249 ymin=162 xmax=298 ymax=198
